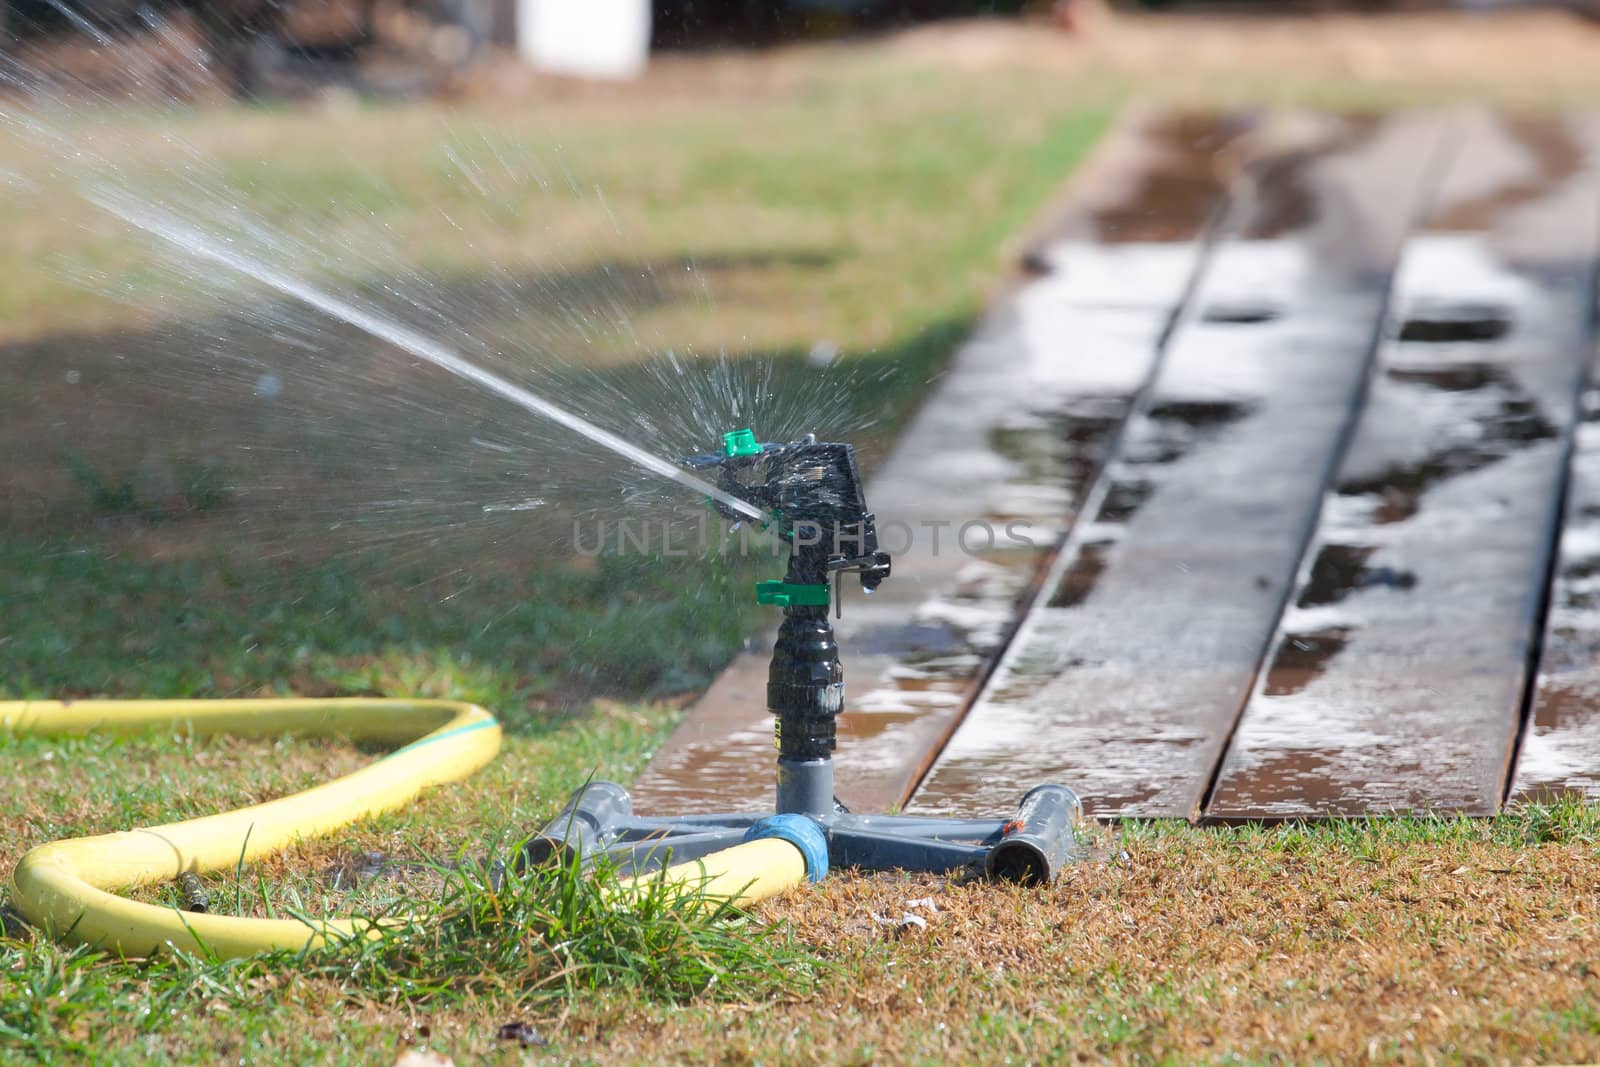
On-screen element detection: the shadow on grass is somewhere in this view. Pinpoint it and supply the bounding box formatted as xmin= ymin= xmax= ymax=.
xmin=0 ymin=252 xmax=973 ymax=731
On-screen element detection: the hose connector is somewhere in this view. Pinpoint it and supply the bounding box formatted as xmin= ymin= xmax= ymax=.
xmin=743 ymin=814 xmax=829 ymax=882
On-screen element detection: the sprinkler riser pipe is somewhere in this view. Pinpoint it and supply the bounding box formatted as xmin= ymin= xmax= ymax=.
xmin=768 ymin=570 xmax=845 ymax=760
xmin=775 ymin=758 xmax=835 ymax=817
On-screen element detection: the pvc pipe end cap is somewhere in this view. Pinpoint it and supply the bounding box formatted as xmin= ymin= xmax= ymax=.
xmin=743 ymin=814 xmax=828 ymax=882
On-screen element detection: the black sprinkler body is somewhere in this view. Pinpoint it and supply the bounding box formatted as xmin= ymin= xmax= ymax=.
xmin=686 ymin=431 xmax=892 ymax=805
xmin=525 ymin=429 xmax=1080 ymax=884
xmin=683 ymin=430 xmax=892 ymax=596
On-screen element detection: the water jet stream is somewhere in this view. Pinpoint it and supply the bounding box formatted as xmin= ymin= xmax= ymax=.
xmin=89 ymin=189 xmax=765 ymax=522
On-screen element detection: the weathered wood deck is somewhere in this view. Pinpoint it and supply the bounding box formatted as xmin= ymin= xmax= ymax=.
xmin=633 ymin=109 xmax=1600 ymax=821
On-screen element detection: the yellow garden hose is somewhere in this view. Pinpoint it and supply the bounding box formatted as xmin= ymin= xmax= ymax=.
xmin=4 ymin=697 xmax=501 ymax=959
xmin=616 ymin=836 xmax=812 ymax=909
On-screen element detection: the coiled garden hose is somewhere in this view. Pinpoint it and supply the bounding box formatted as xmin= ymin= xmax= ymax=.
xmin=5 ymin=697 xmax=819 ymax=961
xmin=5 ymin=697 xmax=501 ymax=958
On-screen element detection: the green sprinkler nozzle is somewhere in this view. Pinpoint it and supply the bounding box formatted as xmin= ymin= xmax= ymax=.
xmin=722 ymin=428 xmax=762 ymax=458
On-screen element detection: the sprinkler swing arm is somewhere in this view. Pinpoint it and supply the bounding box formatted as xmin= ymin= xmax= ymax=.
xmin=526 ymin=429 xmax=1081 ymax=885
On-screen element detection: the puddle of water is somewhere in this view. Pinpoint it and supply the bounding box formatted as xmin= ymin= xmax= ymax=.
xmin=1397 ymin=302 xmax=1513 ymax=343
xmin=1517 ymin=676 xmax=1600 ymax=799
xmin=1202 ymin=302 xmax=1283 ymax=325
xmin=1512 ymin=415 xmax=1600 ymax=801
xmin=1205 ymin=750 xmax=1340 ymax=817
xmin=1147 ymin=398 xmax=1254 ymax=428
xmin=1297 ymin=543 xmax=1417 ymax=609
xmin=1386 ymin=364 xmax=1501 ymax=391
xmin=988 ymin=395 xmax=1129 ymax=513
xmin=1047 ymin=539 xmax=1113 ymax=609
xmin=1095 ymin=478 xmax=1154 ymax=524
xmin=1122 ymin=398 xmax=1253 ymax=466
xmin=1207 ymin=749 xmax=1449 ymax=818
xmin=1261 ymin=627 xmax=1352 ymax=697
xmin=1297 ymin=544 xmax=1374 ymax=607
xmin=1089 ymin=113 xmax=1243 ymax=243
xmin=1337 ymin=366 xmax=1557 ymax=521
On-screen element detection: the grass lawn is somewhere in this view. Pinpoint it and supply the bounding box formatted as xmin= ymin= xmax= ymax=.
xmin=2 ymin=33 xmax=1118 ymax=1066
xmin=0 ymin=46 xmax=1120 ymax=696
xmin=7 ymin=809 xmax=1600 ymax=1064
xmin=7 ymin=13 xmax=1600 ymax=1065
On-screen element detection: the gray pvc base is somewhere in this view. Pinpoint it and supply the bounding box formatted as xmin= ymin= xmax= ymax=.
xmin=526 ymin=764 xmax=1082 ymax=885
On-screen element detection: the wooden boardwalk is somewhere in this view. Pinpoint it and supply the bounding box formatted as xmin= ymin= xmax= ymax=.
xmin=633 ymin=109 xmax=1600 ymax=821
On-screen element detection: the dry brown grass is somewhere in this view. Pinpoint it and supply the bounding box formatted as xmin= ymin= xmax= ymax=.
xmin=7 ymin=706 xmax=1596 ymax=1063
xmin=65 ymin=814 xmax=1594 ymax=1065
xmin=2 ymin=733 xmax=369 ymax=852
xmin=562 ymin=819 xmax=1600 ymax=1064
xmin=890 ymin=9 xmax=1600 ymax=107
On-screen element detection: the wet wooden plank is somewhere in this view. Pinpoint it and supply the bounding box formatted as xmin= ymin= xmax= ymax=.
xmin=628 ymin=112 xmax=1239 ymax=814
xmin=1510 ymin=408 xmax=1600 ymax=800
xmin=1210 ymin=116 xmax=1600 ymax=820
xmin=910 ymin=112 xmax=1446 ymax=820
xmin=824 ymin=237 xmax=1208 ymax=815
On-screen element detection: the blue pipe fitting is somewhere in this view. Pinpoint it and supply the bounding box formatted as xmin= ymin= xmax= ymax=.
xmin=743 ymin=814 xmax=829 ymax=882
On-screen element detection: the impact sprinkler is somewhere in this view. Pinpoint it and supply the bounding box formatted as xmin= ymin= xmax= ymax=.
xmin=526 ymin=429 xmax=1081 ymax=885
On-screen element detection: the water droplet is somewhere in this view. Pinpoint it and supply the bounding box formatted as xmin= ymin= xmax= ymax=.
xmin=808 ymin=340 xmax=840 ymax=367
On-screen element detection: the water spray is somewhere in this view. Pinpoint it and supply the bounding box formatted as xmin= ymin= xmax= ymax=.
xmin=526 ymin=428 xmax=1081 ymax=885
xmin=86 ymin=189 xmax=766 ymax=524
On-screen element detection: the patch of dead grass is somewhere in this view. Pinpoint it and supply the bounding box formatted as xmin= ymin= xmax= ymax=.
xmin=8 ymin=802 xmax=1599 ymax=1063
xmin=713 ymin=823 xmax=1600 ymax=1064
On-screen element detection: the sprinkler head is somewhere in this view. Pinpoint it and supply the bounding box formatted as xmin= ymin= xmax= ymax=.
xmin=681 ymin=429 xmax=892 ymax=607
